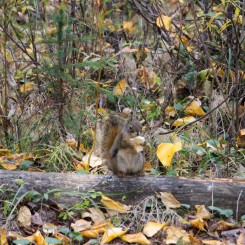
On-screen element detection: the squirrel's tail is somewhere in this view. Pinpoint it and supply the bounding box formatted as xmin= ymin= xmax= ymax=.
xmin=102 ymin=115 xmax=124 ymax=164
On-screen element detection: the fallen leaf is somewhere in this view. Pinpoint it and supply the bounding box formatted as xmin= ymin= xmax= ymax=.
xmin=196 ymin=205 xmax=213 ymax=220
xmin=237 ymin=230 xmax=245 ymax=245
xmin=157 ymin=192 xmax=181 ymax=210
xmin=164 ymin=226 xmax=190 ymax=244
xmin=33 ymin=230 xmax=48 ymax=245
xmin=80 ymin=230 xmax=99 ymax=238
xmin=101 ymin=227 xmax=128 ymax=244
xmin=156 ymin=14 xmax=172 ymax=31
xmin=17 ymin=206 xmax=32 ymax=227
xmin=54 ymin=233 xmax=71 ymax=245
xmin=19 ymin=82 xmax=35 ymax=93
xmin=101 ymin=195 xmax=130 ymax=213
xmin=210 ymin=220 xmax=236 ymax=232
xmin=123 ymin=21 xmax=136 ymax=34
xmin=113 ymin=79 xmax=128 ymax=95
xmin=202 ymin=240 xmax=225 ymax=245
xmin=0 ymin=228 xmax=8 ymax=245
xmin=88 ymin=207 xmax=106 ymax=225
xmin=71 ymin=219 xmax=92 ymax=232
xmin=184 ymin=101 xmax=206 ymax=116
xmin=0 ymin=153 xmax=26 ymax=170
xmin=7 ymin=231 xmax=34 ymax=244
xmin=42 ymin=223 xmax=58 ymax=234
xmin=165 ymin=106 xmax=176 ymax=118
xmin=172 ymin=116 xmax=196 ymax=127
xmin=143 ymin=221 xmax=166 ymax=237
xmin=157 ymin=142 xmax=182 ymax=167
xmin=82 ymin=153 xmax=103 ymax=168
xmin=190 ymin=218 xmax=207 ymax=231
xmin=121 ymin=232 xmax=150 ymax=244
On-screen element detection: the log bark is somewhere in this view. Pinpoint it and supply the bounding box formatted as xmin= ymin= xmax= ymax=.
xmin=0 ymin=170 xmax=245 ymax=216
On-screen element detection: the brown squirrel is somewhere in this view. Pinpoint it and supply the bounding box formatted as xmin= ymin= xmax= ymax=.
xmin=102 ymin=115 xmax=145 ymax=177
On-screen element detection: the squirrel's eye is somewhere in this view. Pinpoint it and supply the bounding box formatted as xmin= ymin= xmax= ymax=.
xmin=129 ymin=125 xmax=133 ymax=132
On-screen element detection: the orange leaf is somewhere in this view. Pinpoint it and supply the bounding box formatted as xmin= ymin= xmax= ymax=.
xmin=121 ymin=233 xmax=150 ymax=244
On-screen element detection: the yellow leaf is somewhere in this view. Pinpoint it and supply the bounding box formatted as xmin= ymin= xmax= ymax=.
xmin=80 ymin=230 xmax=99 ymax=238
xmin=206 ymin=12 xmax=223 ymax=30
xmin=121 ymin=233 xmax=150 ymax=245
xmin=184 ymin=101 xmax=206 ymax=116
xmin=233 ymin=15 xmax=243 ymax=24
xmin=71 ymin=219 xmax=92 ymax=232
xmin=0 ymin=153 xmax=26 ymax=170
xmin=0 ymin=148 xmax=10 ymax=157
xmin=7 ymin=231 xmax=34 ymax=244
xmin=19 ymin=82 xmax=35 ymax=93
xmin=144 ymin=161 xmax=152 ymax=171
xmin=202 ymin=240 xmax=225 ymax=245
xmin=101 ymin=195 xmax=130 ymax=213
xmin=33 ymin=230 xmax=48 ymax=245
xmin=157 ymin=192 xmax=181 ymax=210
xmin=17 ymin=206 xmax=32 ymax=227
xmin=123 ymin=21 xmax=136 ymax=34
xmin=156 ymin=14 xmax=172 ymax=31
xmin=165 ymin=226 xmax=190 ymax=244
xmin=47 ymin=27 xmax=57 ymax=35
xmin=165 ymin=106 xmax=176 ymax=118
xmin=98 ymin=108 xmax=107 ymax=115
xmin=143 ymin=221 xmax=166 ymax=237
xmin=54 ymin=233 xmax=71 ymax=245
xmin=172 ymin=116 xmax=196 ymax=127
xmin=190 ymin=218 xmax=207 ymax=231
xmin=0 ymin=228 xmax=8 ymax=245
xmin=156 ymin=142 xmax=182 ymax=167
xmin=195 ymin=205 xmax=213 ymax=220
xmin=101 ymin=227 xmax=128 ymax=244
xmin=113 ymin=79 xmax=128 ymax=95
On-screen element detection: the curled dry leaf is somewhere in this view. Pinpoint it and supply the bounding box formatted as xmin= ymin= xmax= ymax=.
xmin=195 ymin=205 xmax=213 ymax=220
xmin=121 ymin=232 xmax=150 ymax=245
xmin=190 ymin=218 xmax=207 ymax=231
xmin=42 ymin=223 xmax=58 ymax=235
xmin=71 ymin=219 xmax=92 ymax=232
xmin=164 ymin=226 xmax=190 ymax=245
xmin=143 ymin=221 xmax=166 ymax=237
xmin=101 ymin=195 xmax=130 ymax=213
xmin=156 ymin=142 xmax=182 ymax=167
xmin=101 ymin=227 xmax=128 ymax=244
xmin=88 ymin=207 xmax=106 ymax=225
xmin=157 ymin=192 xmax=181 ymax=210
xmin=17 ymin=206 xmax=32 ymax=227
xmin=210 ymin=220 xmax=236 ymax=232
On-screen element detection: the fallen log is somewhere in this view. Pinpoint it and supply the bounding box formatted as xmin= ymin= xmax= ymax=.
xmin=0 ymin=170 xmax=245 ymax=216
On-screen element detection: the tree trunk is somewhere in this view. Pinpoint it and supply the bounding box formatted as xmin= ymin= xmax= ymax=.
xmin=1 ymin=170 xmax=244 ymax=216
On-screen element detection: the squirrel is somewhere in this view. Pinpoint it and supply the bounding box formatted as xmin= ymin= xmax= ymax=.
xmin=102 ymin=115 xmax=145 ymax=177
